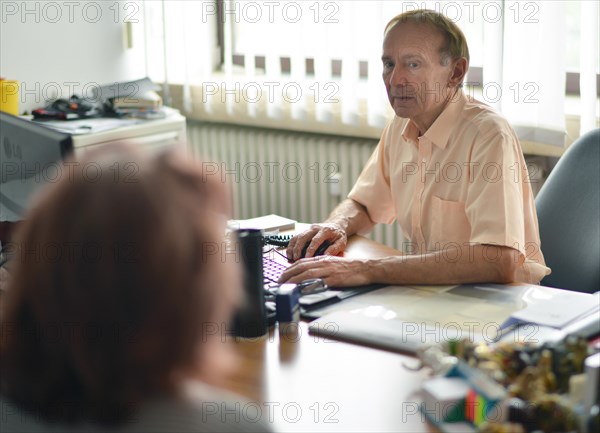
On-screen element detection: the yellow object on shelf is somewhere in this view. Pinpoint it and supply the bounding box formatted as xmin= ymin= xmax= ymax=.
xmin=0 ymin=79 xmax=19 ymax=116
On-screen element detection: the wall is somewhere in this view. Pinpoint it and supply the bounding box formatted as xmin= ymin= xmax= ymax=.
xmin=0 ymin=0 xmax=146 ymax=114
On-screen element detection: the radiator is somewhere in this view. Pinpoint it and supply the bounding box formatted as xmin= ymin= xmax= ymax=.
xmin=186 ymin=121 xmax=405 ymax=249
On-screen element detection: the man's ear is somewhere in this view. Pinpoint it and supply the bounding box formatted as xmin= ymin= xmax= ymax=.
xmin=448 ymin=57 xmax=468 ymax=88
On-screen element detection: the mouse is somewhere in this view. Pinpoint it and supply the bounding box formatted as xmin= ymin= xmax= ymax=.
xmin=300 ymin=240 xmax=332 ymax=259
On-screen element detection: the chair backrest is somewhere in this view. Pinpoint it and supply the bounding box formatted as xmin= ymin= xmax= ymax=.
xmin=535 ymin=128 xmax=600 ymax=293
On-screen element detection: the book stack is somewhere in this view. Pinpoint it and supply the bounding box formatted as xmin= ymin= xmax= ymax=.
xmin=110 ymin=90 xmax=166 ymax=119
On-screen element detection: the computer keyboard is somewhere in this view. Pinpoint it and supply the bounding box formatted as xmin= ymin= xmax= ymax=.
xmin=263 ymin=254 xmax=288 ymax=289
xmin=262 ymin=249 xmax=385 ymax=316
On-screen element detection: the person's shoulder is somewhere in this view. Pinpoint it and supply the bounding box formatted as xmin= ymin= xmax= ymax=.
xmin=130 ymin=381 xmax=274 ymax=433
xmin=1 ymin=384 xmax=275 ymax=433
xmin=461 ymin=96 xmax=515 ymax=136
xmin=454 ymin=96 xmax=522 ymax=158
xmin=0 ymin=396 xmax=97 ymax=433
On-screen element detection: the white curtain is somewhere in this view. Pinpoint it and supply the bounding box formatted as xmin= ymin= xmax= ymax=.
xmin=144 ymin=0 xmax=599 ymax=138
xmin=143 ymin=0 xmax=215 ymax=114
xmin=485 ymin=1 xmax=567 ymax=144
xmin=580 ymin=0 xmax=599 ymax=135
xmin=483 ymin=0 xmax=598 ymax=139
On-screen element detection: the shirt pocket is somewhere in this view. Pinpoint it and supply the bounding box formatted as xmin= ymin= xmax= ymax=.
xmin=430 ymin=196 xmax=471 ymax=247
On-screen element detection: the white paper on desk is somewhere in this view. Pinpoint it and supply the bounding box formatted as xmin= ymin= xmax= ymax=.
xmin=229 ymin=214 xmax=296 ymax=232
xmin=509 ymin=291 xmax=599 ymax=329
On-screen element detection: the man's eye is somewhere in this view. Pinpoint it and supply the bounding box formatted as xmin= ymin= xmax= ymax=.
xmin=383 ymin=61 xmax=394 ymax=69
xmin=408 ymin=62 xmax=419 ymax=68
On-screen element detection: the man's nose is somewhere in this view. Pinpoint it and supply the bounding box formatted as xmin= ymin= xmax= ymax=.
xmin=387 ymin=66 xmax=407 ymax=87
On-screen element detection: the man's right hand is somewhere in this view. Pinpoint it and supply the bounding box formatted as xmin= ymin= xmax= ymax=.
xmin=286 ymin=223 xmax=348 ymax=262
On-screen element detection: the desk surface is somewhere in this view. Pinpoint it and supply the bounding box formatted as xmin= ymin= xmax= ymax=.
xmin=204 ymin=231 xmax=597 ymax=432
xmin=220 ymin=322 xmax=432 ymax=432
xmin=207 ymin=234 xmax=436 ymax=432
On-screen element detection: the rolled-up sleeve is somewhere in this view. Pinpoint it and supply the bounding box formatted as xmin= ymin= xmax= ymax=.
xmin=466 ymin=131 xmax=526 ymax=252
xmin=465 ymin=129 xmax=550 ymax=283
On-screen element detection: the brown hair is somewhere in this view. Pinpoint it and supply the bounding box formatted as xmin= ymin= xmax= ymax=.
xmin=384 ymin=9 xmax=470 ymax=65
xmin=0 ymin=145 xmax=238 ymax=425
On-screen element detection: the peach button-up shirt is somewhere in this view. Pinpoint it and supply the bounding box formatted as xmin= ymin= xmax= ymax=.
xmin=348 ymin=91 xmax=550 ymax=284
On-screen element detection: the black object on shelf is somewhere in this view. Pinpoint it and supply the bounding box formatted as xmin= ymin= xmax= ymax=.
xmin=32 ymin=95 xmax=100 ymax=120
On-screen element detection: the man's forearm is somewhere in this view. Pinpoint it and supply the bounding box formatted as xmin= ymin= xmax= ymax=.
xmin=366 ymin=244 xmax=519 ymax=285
xmin=325 ymin=199 xmax=374 ymax=237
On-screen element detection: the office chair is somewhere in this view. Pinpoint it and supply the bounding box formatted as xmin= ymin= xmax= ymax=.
xmin=535 ymin=128 xmax=600 ymax=293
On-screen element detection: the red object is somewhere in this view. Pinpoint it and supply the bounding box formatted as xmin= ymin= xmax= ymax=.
xmin=31 ymin=108 xmax=67 ymax=120
xmin=465 ymin=388 xmax=476 ymax=422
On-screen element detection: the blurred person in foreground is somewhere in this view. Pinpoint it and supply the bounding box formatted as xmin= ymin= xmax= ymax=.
xmin=0 ymin=146 xmax=272 ymax=432
xmin=281 ymin=9 xmax=549 ymax=287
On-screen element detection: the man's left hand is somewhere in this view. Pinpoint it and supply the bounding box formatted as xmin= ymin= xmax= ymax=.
xmin=278 ymin=256 xmax=373 ymax=288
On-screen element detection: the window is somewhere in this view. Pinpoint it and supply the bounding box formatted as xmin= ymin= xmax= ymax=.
xmin=225 ymin=1 xmax=598 ymax=93
xmin=144 ymin=1 xmax=599 ymax=136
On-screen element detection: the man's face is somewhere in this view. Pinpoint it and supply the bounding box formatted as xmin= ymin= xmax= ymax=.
xmin=382 ymin=22 xmax=454 ymax=131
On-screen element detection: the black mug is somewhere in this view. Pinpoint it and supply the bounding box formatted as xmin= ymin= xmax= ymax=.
xmin=231 ymin=229 xmax=267 ymax=338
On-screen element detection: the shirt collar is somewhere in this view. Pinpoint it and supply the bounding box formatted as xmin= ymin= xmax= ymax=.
xmin=401 ymin=90 xmax=466 ymax=149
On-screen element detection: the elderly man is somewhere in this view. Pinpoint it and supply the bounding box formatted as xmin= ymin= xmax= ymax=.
xmin=280 ymin=9 xmax=550 ymax=287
